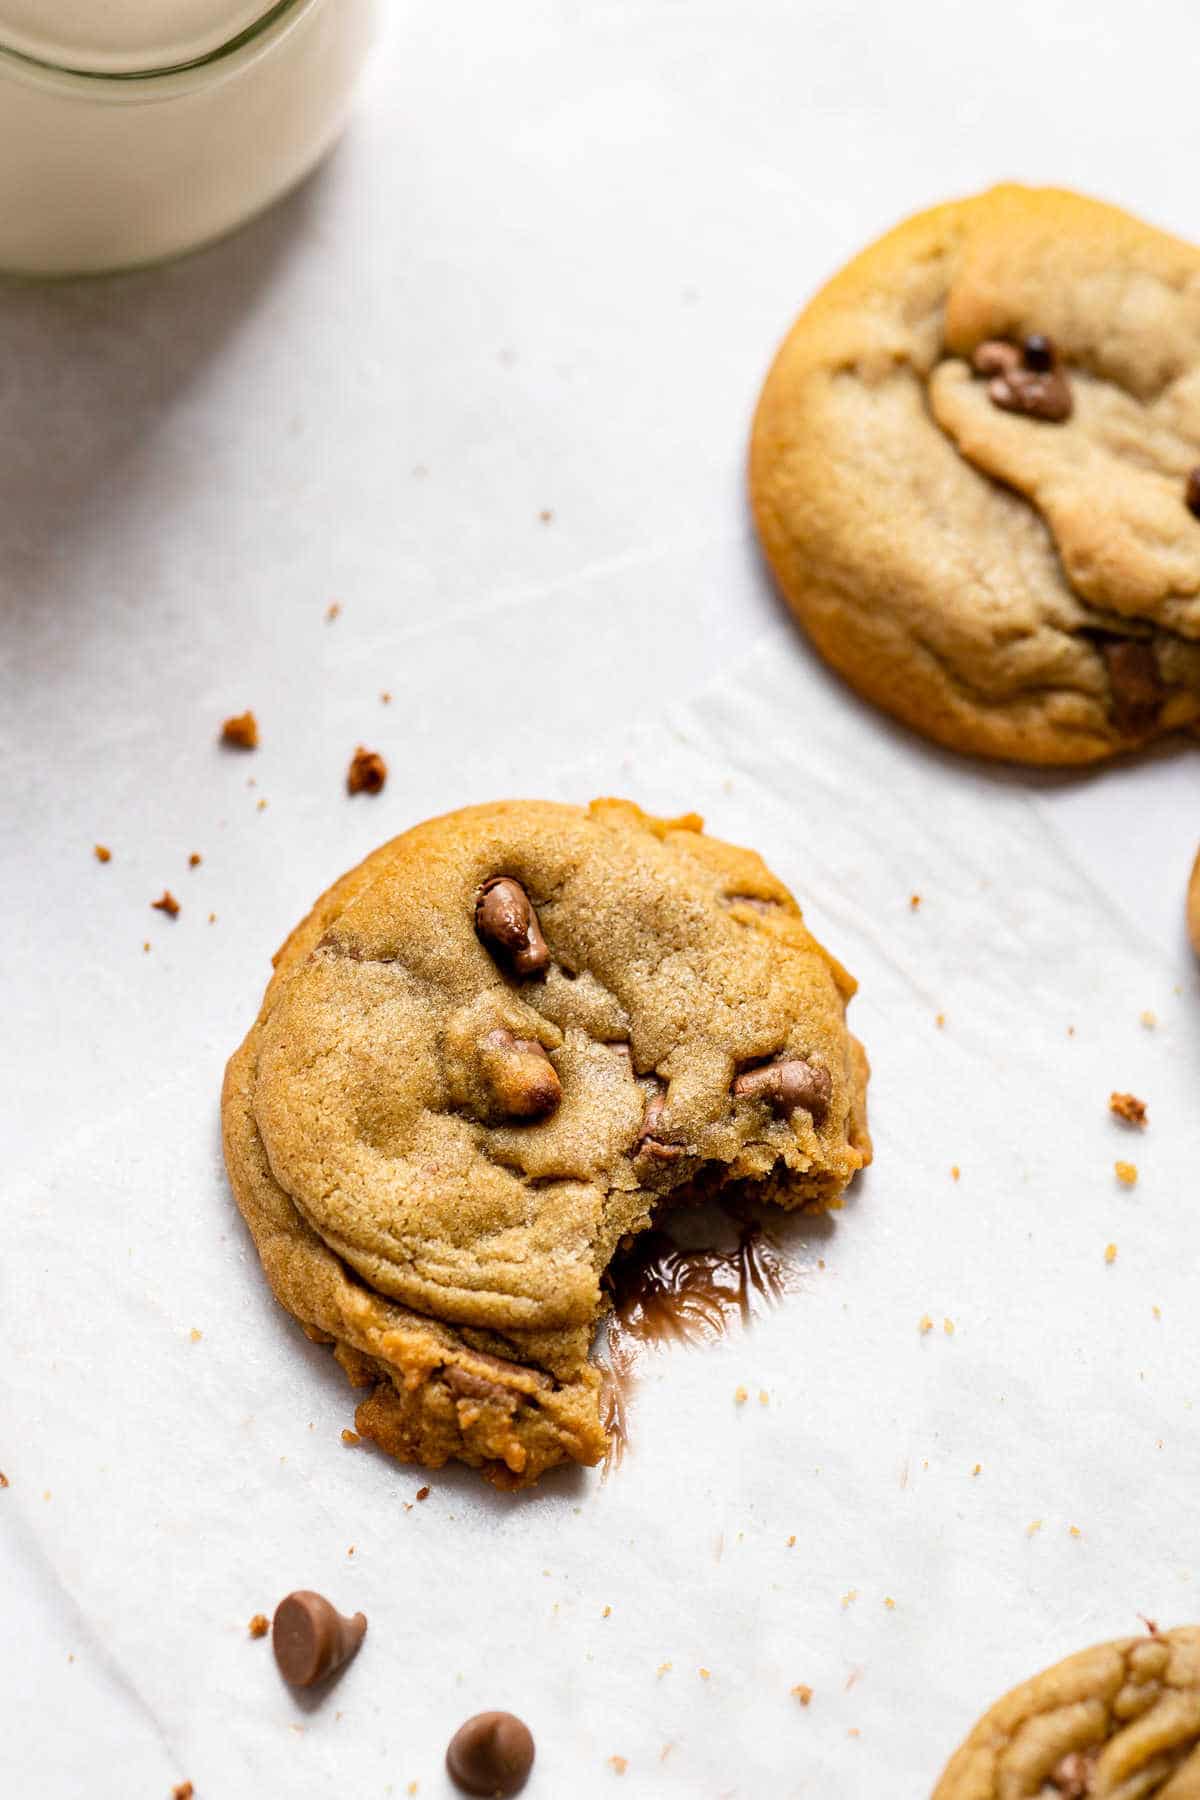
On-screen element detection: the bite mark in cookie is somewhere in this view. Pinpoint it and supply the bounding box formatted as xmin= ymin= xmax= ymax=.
xmin=222 ymin=799 xmax=870 ymax=1487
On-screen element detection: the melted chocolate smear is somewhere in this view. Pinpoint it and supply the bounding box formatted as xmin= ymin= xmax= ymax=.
xmin=598 ymin=1197 xmax=817 ymax=1474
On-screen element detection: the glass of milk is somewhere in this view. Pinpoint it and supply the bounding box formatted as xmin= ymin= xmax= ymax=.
xmin=0 ymin=0 xmax=380 ymax=275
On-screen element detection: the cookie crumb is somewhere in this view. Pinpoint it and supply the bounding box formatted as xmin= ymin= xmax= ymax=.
xmin=189 ymin=1327 xmax=202 ymax=1343
xmin=415 ymin=1485 xmax=430 ymax=1502
xmin=188 ymin=853 xmax=202 ymax=869
xmin=909 ymin=894 xmax=921 ymax=911
xmin=935 ymin=1012 xmax=945 ymax=1028
xmin=249 ymin=1614 xmax=269 ymax=1639
xmin=380 ymin=691 xmax=392 ymax=705
xmin=758 ymin=1389 xmax=769 ymax=1406
xmin=698 ymin=1668 xmax=711 ymax=1681
xmin=0 ymin=1472 xmax=9 ymax=1488
xmin=1067 ymin=1024 xmax=1076 ymax=1037
xmin=143 ymin=941 xmax=151 ymax=953
xmin=841 ymin=1590 xmax=857 ymax=1608
xmin=326 ymin=601 xmax=342 ymax=622
xmin=347 ymin=1546 xmax=355 ymax=1556
xmin=1140 ymin=1010 xmax=1157 ymax=1028
xmin=971 ymin=1463 xmax=981 ymax=1477
xmin=407 ymin=1784 xmax=418 ymax=1796
xmin=1152 ymin=1304 xmax=1162 ymax=1320
xmin=656 ymin=1662 xmax=672 ymax=1678
xmin=208 ymin=913 xmax=217 ymax=924
xmin=1110 ymin=1092 xmax=1147 ymax=1127
xmin=918 ymin=1314 xmax=933 ymax=1335
xmin=943 ymin=1318 xmax=955 ymax=1336
xmin=347 ymin=746 xmax=387 ymax=796
xmin=1105 ymin=1242 xmax=1118 ymax=1264
xmin=1026 ymin=1520 xmax=1042 ymax=1537
xmin=221 ymin=710 xmax=258 ymax=750
xmin=539 ymin=510 xmax=554 ymax=524
xmin=786 ymin=1534 xmax=796 ymax=1547
xmin=792 ymin=1684 xmax=813 ymax=1705
xmin=256 ymin=797 xmax=268 ymax=812
xmin=172 ymin=1785 xmax=194 ymax=1799
xmin=848 ymin=1728 xmax=861 ymax=1740
xmin=341 ymin=1429 xmax=361 ymax=1447
xmin=151 ymin=890 xmax=180 ymax=917
xmin=951 ymin=1165 xmax=960 ymax=1180
xmin=734 ymin=1385 xmax=748 ymax=1404
xmin=1068 ymin=1525 xmax=1082 ymax=1539
xmin=1115 ymin=1160 xmax=1138 ymax=1186
xmin=94 ymin=844 xmax=111 ymax=863
xmin=602 ymin=1605 xmax=612 ymax=1618
xmin=884 ymin=1596 xmax=896 ymax=1610
xmin=608 ymin=1756 xmax=627 ymax=1775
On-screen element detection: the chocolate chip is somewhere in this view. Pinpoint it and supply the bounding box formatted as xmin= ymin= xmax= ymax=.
xmin=1022 ymin=332 xmax=1057 ymax=372
xmin=1186 ymin=466 xmax=1200 ymax=518
xmin=271 ymin=1591 xmax=366 ymax=1688
xmin=479 ymin=1028 xmax=562 ymax=1120
xmin=446 ymin=1711 xmax=535 ymax=1797
xmin=988 ymin=366 xmax=1073 ymax=422
xmin=1097 ymin=636 xmax=1164 ymax=735
xmin=636 ymin=1085 xmax=684 ymax=1161
xmin=733 ymin=1058 xmax=831 ymax=1124
xmin=971 ymin=340 xmax=1022 ymax=379
xmin=475 ymin=877 xmax=550 ymax=977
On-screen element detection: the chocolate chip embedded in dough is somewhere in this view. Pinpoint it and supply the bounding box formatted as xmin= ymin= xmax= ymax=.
xmin=1098 ymin=637 xmax=1165 ymax=735
xmin=271 ymin=1591 xmax=366 ymax=1688
xmin=446 ymin=1711 xmax=536 ymax=1797
xmin=478 ymin=1029 xmax=562 ymax=1121
xmin=474 ymin=877 xmax=550 ymax=977
xmin=987 ymin=365 xmax=1073 ymax=423
xmin=1021 ymin=332 xmax=1057 ymax=372
xmin=1186 ymin=465 xmax=1200 ymax=519
xmin=733 ymin=1058 xmax=832 ymax=1124
xmin=635 ymin=1086 xmax=684 ymax=1161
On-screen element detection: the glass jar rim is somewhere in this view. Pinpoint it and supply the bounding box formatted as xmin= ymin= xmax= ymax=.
xmin=0 ymin=0 xmax=310 ymax=82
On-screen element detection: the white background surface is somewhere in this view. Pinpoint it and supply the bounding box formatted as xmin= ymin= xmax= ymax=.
xmin=2 ymin=3 xmax=1198 ymax=1795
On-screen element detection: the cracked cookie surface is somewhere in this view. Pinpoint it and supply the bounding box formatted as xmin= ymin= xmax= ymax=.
xmin=222 ymin=798 xmax=870 ymax=1487
xmin=751 ymin=185 xmax=1200 ymax=764
xmin=933 ymin=1627 xmax=1200 ymax=1797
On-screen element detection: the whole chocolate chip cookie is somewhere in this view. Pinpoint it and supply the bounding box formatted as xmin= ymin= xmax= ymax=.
xmin=751 ymin=185 xmax=1200 ymax=764
xmin=933 ymin=1628 xmax=1200 ymax=1796
xmin=1189 ymin=849 xmax=1200 ymax=956
xmin=222 ymin=799 xmax=870 ymax=1488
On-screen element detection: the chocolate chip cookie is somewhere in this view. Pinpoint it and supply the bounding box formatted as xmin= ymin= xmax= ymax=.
xmin=933 ymin=1627 xmax=1200 ymax=1796
xmin=222 ymin=799 xmax=870 ymax=1488
xmin=751 ymin=186 xmax=1200 ymax=764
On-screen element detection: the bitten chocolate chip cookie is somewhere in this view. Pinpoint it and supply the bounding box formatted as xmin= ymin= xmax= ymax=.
xmin=222 ymin=799 xmax=870 ymax=1488
xmin=751 ymin=186 xmax=1200 ymax=764
xmin=933 ymin=1627 xmax=1200 ymax=1797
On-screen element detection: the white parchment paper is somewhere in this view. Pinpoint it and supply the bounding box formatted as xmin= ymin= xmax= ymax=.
xmin=5 ymin=628 xmax=1198 ymax=1797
